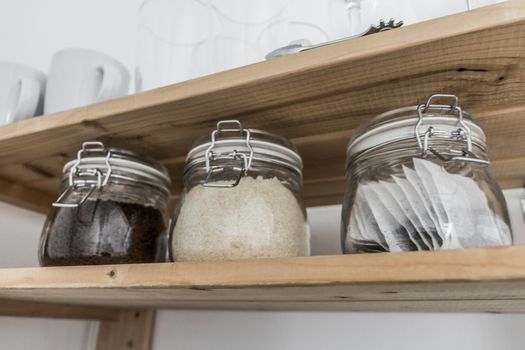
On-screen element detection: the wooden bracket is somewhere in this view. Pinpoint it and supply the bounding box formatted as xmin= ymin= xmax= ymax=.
xmin=96 ymin=309 xmax=155 ymax=350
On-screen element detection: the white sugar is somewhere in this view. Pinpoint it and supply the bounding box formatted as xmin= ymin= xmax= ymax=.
xmin=172 ymin=176 xmax=309 ymax=262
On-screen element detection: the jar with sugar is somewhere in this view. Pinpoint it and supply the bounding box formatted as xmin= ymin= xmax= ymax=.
xmin=171 ymin=120 xmax=310 ymax=262
xmin=342 ymin=94 xmax=512 ymax=254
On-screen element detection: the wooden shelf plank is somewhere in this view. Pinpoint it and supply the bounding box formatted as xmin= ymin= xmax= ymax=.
xmin=2 ymin=247 xmax=525 ymax=313
xmin=0 ymin=299 xmax=121 ymax=320
xmin=0 ymin=1 xmax=523 ymax=211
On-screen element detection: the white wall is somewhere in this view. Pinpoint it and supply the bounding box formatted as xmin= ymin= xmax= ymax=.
xmin=153 ymin=310 xmax=525 ymax=350
xmin=0 ymin=1 xmax=524 ymax=350
xmin=0 ymin=0 xmax=143 ymax=76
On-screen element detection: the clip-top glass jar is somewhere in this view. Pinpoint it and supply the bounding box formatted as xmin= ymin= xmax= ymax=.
xmin=342 ymin=94 xmax=512 ymax=253
xmin=39 ymin=141 xmax=171 ymax=266
xmin=171 ymin=120 xmax=309 ymax=262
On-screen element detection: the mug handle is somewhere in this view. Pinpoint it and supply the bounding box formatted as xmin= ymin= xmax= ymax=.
xmin=6 ymin=78 xmax=41 ymax=124
xmin=95 ymin=65 xmax=124 ymax=103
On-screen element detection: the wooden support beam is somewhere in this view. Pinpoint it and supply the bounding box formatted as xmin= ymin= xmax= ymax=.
xmin=96 ymin=309 xmax=155 ymax=350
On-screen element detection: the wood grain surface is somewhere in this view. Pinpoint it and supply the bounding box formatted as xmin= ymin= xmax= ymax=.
xmin=0 ymin=1 xmax=523 ymax=211
xmin=2 ymin=247 xmax=525 ymax=313
xmin=0 ymin=299 xmax=120 ymax=320
xmin=96 ymin=310 xmax=154 ymax=350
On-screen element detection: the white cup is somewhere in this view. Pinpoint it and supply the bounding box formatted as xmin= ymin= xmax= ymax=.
xmin=0 ymin=62 xmax=46 ymax=126
xmin=44 ymin=48 xmax=130 ymax=114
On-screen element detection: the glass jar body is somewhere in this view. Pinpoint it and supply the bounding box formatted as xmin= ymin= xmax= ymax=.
xmin=171 ymin=161 xmax=310 ymax=262
xmin=341 ymin=139 xmax=512 ymax=253
xmin=39 ymin=179 xmax=170 ymax=266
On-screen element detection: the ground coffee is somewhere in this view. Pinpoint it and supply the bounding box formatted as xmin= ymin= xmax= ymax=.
xmin=40 ymin=199 xmax=166 ymax=266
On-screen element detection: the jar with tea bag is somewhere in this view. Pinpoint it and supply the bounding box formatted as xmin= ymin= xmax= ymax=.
xmin=39 ymin=141 xmax=171 ymax=266
xmin=171 ymin=120 xmax=309 ymax=262
xmin=342 ymin=94 xmax=512 ymax=253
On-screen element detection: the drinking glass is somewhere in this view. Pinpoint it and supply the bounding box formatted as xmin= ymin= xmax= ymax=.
xmin=136 ymin=0 xmax=217 ymax=91
xmin=136 ymin=0 xmax=287 ymax=92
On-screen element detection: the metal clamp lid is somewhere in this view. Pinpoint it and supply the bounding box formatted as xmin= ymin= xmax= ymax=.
xmin=204 ymin=120 xmax=254 ymax=188
xmin=415 ymin=94 xmax=489 ymax=165
xmin=53 ymin=141 xmax=113 ymax=208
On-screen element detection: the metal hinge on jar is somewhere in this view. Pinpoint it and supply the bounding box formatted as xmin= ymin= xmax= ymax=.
xmin=414 ymin=94 xmax=489 ymax=165
xmin=52 ymin=141 xmax=113 ymax=208
xmin=204 ymin=120 xmax=254 ymax=188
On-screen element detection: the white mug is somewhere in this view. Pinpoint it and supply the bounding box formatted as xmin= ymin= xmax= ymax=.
xmin=44 ymin=48 xmax=130 ymax=114
xmin=0 ymin=62 xmax=46 ymax=126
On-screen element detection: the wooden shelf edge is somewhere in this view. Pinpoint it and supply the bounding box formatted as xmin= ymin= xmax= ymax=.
xmin=2 ymin=247 xmax=525 ymax=312
xmin=1 ymin=246 xmax=524 ymax=290
xmin=130 ymin=300 xmax=525 ymax=314
xmin=0 ymin=299 xmax=122 ymax=320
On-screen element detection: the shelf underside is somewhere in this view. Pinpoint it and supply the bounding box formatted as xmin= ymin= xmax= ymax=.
xmin=3 ymin=247 xmax=525 ymax=314
xmin=0 ymin=2 xmax=523 ymax=213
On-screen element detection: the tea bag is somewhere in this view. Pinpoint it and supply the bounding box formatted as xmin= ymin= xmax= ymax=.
xmin=403 ymin=165 xmax=447 ymax=245
xmin=414 ymin=158 xmax=474 ymax=249
xmin=393 ymin=176 xmax=442 ymax=249
xmin=380 ymin=180 xmax=433 ymax=250
xmin=451 ymin=171 xmax=511 ymax=246
xmin=494 ymin=216 xmax=512 ymax=245
xmin=349 ymin=186 xmax=389 ymax=251
xmin=412 ymin=159 xmax=454 ymax=245
xmin=361 ymin=183 xmax=417 ymax=252
xmin=347 ymin=209 xmax=385 ymax=252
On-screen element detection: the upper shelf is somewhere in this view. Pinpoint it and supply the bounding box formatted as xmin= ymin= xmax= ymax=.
xmin=0 ymin=1 xmax=524 ymax=213
xmin=3 ymin=247 xmax=525 ymax=313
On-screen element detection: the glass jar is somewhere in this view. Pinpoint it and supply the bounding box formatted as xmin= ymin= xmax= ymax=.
xmin=171 ymin=120 xmax=309 ymax=262
xmin=342 ymin=94 xmax=512 ymax=253
xmin=39 ymin=141 xmax=171 ymax=266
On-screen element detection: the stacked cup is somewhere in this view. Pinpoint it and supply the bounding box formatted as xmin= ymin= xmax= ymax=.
xmin=0 ymin=48 xmax=129 ymax=126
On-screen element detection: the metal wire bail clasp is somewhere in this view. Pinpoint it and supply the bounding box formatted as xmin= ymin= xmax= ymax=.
xmin=415 ymin=94 xmax=488 ymax=165
xmin=204 ymin=120 xmax=254 ymax=188
xmin=52 ymin=141 xmax=113 ymax=208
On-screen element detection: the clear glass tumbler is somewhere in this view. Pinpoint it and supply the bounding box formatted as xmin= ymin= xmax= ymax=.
xmin=136 ymin=0 xmax=288 ymax=91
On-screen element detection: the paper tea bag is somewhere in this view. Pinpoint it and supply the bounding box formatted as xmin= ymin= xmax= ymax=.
xmin=361 ymin=183 xmax=417 ymax=252
xmin=451 ymin=171 xmax=511 ymax=246
xmin=392 ymin=176 xmax=442 ymax=249
xmin=347 ymin=209 xmax=386 ymax=252
xmin=413 ymin=158 xmax=508 ymax=248
xmin=371 ymin=181 xmax=429 ymax=250
xmin=403 ymin=165 xmax=447 ymax=245
xmin=411 ymin=160 xmax=454 ymax=245
xmin=348 ymin=187 xmax=389 ymax=251
xmin=380 ymin=180 xmax=432 ymax=250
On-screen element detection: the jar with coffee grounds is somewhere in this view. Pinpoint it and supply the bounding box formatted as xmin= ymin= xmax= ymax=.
xmin=39 ymin=141 xmax=171 ymax=266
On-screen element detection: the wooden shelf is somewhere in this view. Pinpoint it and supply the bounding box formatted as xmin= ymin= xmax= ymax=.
xmin=0 ymin=1 xmax=523 ymax=212
xmin=3 ymin=247 xmax=525 ymax=314
xmin=6 ymin=4 xmax=525 ymax=350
